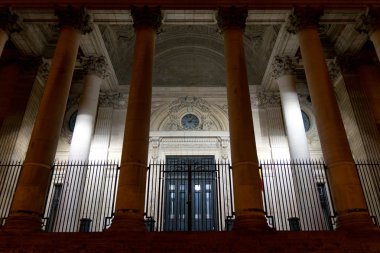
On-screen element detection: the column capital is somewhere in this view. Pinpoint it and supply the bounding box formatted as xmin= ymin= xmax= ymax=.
xmin=356 ymin=8 xmax=380 ymax=35
xmin=272 ymin=55 xmax=298 ymax=79
xmin=80 ymin=56 xmax=109 ymax=79
xmin=286 ymin=7 xmax=323 ymax=34
xmin=326 ymin=59 xmax=342 ymax=83
xmin=217 ymin=6 xmax=248 ymax=31
xmin=131 ymin=6 xmax=162 ymax=31
xmin=0 ymin=8 xmax=21 ymax=35
xmin=55 ymin=5 xmax=92 ymax=34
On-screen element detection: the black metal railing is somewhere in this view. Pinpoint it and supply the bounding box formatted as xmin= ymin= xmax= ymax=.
xmin=0 ymin=160 xmax=22 ymax=226
xmin=260 ymin=160 xmax=336 ymax=231
xmin=0 ymin=159 xmax=379 ymax=232
xmin=43 ymin=161 xmax=119 ymax=232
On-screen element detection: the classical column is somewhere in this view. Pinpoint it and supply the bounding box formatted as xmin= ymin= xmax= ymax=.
xmin=287 ymin=7 xmax=373 ymax=229
xmin=0 ymin=8 xmax=20 ymax=56
xmin=69 ymin=56 xmax=108 ymax=160
xmin=110 ymin=6 xmax=161 ymax=231
xmin=3 ymin=6 xmax=92 ymax=231
xmin=53 ymin=56 xmax=108 ymax=231
xmin=217 ymin=7 xmax=267 ymax=230
xmin=356 ymin=8 xmax=380 ymax=61
xmin=272 ymin=56 xmax=310 ymax=160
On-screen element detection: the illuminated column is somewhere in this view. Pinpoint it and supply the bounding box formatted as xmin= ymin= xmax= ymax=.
xmin=69 ymin=56 xmax=108 ymax=160
xmin=53 ymin=56 xmax=108 ymax=232
xmin=356 ymin=8 xmax=380 ymax=61
xmin=111 ymin=6 xmax=161 ymax=231
xmin=0 ymin=8 xmax=20 ymax=56
xmin=272 ymin=56 xmax=310 ymax=159
xmin=217 ymin=7 xmax=267 ymax=231
xmin=3 ymin=6 xmax=92 ymax=231
xmin=287 ymin=7 xmax=373 ymax=229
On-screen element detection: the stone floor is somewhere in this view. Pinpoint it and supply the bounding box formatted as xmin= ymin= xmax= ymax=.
xmin=1 ymin=229 xmax=380 ymax=253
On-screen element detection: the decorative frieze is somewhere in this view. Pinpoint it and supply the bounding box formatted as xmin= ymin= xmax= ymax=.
xmin=131 ymin=6 xmax=162 ymax=31
xmin=356 ymin=8 xmax=380 ymax=35
xmin=251 ymin=92 xmax=281 ymax=107
xmin=81 ymin=56 xmax=109 ymax=79
xmin=55 ymin=6 xmax=92 ymax=34
xmin=0 ymin=8 xmax=21 ymax=35
xmin=272 ymin=56 xmax=297 ymax=79
xmin=98 ymin=92 xmax=128 ymax=109
xmin=286 ymin=7 xmax=323 ymax=34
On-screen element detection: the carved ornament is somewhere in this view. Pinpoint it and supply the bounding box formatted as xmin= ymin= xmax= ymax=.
xmin=356 ymin=8 xmax=380 ymax=35
xmin=286 ymin=7 xmax=323 ymax=34
xmin=55 ymin=6 xmax=92 ymax=34
xmin=272 ymin=56 xmax=297 ymax=79
xmin=81 ymin=56 xmax=109 ymax=79
xmin=0 ymin=8 xmax=21 ymax=35
xmin=98 ymin=92 xmax=128 ymax=109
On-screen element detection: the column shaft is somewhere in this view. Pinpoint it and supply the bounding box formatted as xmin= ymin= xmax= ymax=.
xmin=277 ymin=74 xmax=310 ymax=160
xmin=4 ymin=26 xmax=81 ymax=231
xmin=297 ymin=26 xmax=372 ymax=229
xmin=223 ymin=25 xmax=267 ymax=230
xmin=111 ymin=26 xmax=156 ymax=231
xmin=0 ymin=29 xmax=8 ymax=56
xmin=370 ymin=30 xmax=380 ymax=61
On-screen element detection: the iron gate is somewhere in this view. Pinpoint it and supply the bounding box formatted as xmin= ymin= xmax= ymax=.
xmin=145 ymin=156 xmax=235 ymax=231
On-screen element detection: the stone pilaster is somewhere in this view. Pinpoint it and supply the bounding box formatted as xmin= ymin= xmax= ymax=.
xmin=288 ymin=8 xmax=374 ymax=230
xmin=111 ymin=6 xmax=162 ymax=231
xmin=4 ymin=6 xmax=92 ymax=231
xmin=0 ymin=8 xmax=21 ymax=55
xmin=217 ymin=6 xmax=267 ymax=231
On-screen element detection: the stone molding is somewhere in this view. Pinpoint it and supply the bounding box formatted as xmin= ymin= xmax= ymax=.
xmin=81 ymin=56 xmax=109 ymax=79
xmin=286 ymin=7 xmax=323 ymax=34
xmin=98 ymin=92 xmax=128 ymax=109
xmin=356 ymin=8 xmax=380 ymax=35
xmin=55 ymin=6 xmax=92 ymax=34
xmin=0 ymin=8 xmax=21 ymax=35
xmin=131 ymin=6 xmax=162 ymax=31
xmin=272 ymin=55 xmax=297 ymax=79
xmin=217 ymin=6 xmax=248 ymax=31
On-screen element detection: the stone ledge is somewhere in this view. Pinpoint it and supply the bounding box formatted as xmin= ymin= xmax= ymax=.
xmin=0 ymin=230 xmax=380 ymax=253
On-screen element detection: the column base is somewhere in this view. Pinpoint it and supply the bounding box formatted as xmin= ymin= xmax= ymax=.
xmin=233 ymin=210 xmax=269 ymax=231
xmin=2 ymin=211 xmax=43 ymax=232
xmin=336 ymin=210 xmax=377 ymax=231
xmin=107 ymin=210 xmax=146 ymax=232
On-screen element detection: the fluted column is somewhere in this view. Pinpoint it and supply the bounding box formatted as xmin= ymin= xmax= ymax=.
xmin=356 ymin=8 xmax=380 ymax=61
xmin=272 ymin=56 xmax=310 ymax=159
xmin=3 ymin=6 xmax=92 ymax=231
xmin=287 ymin=7 xmax=373 ymax=230
xmin=0 ymin=8 xmax=20 ymax=56
xmin=217 ymin=7 xmax=267 ymax=231
xmin=110 ymin=6 xmax=161 ymax=231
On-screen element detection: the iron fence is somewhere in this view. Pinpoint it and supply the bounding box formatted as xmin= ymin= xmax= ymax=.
xmin=0 ymin=159 xmax=379 ymax=232
xmin=0 ymin=161 xmax=22 ymax=226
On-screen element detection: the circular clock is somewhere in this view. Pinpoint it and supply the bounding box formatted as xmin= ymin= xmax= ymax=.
xmin=68 ymin=110 xmax=78 ymax=132
xmin=181 ymin=114 xmax=200 ymax=130
xmin=301 ymin=110 xmax=311 ymax=132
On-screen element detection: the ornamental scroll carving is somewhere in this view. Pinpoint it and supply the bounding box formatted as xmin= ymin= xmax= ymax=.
xmin=98 ymin=92 xmax=128 ymax=109
xmin=164 ymin=96 xmax=215 ymax=131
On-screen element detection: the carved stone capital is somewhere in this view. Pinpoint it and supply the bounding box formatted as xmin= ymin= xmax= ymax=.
xmin=0 ymin=8 xmax=21 ymax=35
xmin=356 ymin=8 xmax=380 ymax=35
xmin=37 ymin=58 xmax=51 ymax=81
xmin=252 ymin=92 xmax=281 ymax=107
xmin=286 ymin=7 xmax=323 ymax=34
xmin=272 ymin=56 xmax=297 ymax=79
xmin=217 ymin=6 xmax=248 ymax=31
xmin=55 ymin=6 xmax=92 ymax=34
xmin=326 ymin=59 xmax=342 ymax=83
xmin=99 ymin=92 xmax=128 ymax=109
xmin=81 ymin=56 xmax=109 ymax=79
xmin=131 ymin=6 xmax=162 ymax=31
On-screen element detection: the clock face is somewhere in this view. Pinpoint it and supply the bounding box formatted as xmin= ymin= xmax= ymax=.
xmin=181 ymin=114 xmax=200 ymax=129
xmin=301 ymin=110 xmax=311 ymax=132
